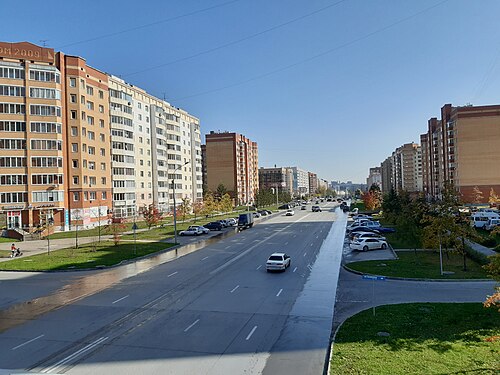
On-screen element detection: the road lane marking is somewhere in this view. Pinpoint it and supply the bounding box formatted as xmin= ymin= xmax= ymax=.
xmin=303 ymin=252 xmax=307 ymax=257
xmin=284 ymin=242 xmax=288 ymax=245
xmin=210 ymin=214 xmax=312 ymax=275
xmin=230 ymin=285 xmax=240 ymax=293
xmin=293 ymin=267 xmax=297 ymax=273
xmin=225 ymin=245 xmax=231 ymax=249
xmin=42 ymin=336 xmax=108 ymax=373
xmin=316 ymin=235 xmax=319 ymax=238
xmin=112 ymin=295 xmax=129 ymax=304
xmin=12 ymin=334 xmax=44 ymax=350
xmin=310 ymin=243 xmax=313 ymax=246
xmin=167 ymin=271 xmax=178 ymax=277
xmin=276 ymin=288 xmax=283 ymax=297
xmin=256 ymin=265 xmax=262 ymax=270
xmin=184 ymin=319 xmax=200 ymax=332
xmin=246 ymin=326 xmax=258 ymax=340
xmin=202 ymin=256 xmax=209 ymax=260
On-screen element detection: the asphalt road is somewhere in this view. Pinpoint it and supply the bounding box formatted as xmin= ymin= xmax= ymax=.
xmin=0 ymin=202 xmax=343 ymax=375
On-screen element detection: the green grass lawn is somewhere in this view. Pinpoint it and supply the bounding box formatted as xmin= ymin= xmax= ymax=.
xmin=0 ymin=241 xmax=174 ymax=271
xmin=330 ymin=303 xmax=500 ymax=375
xmin=0 ymin=237 xmax=19 ymax=243
xmin=384 ymin=231 xmax=422 ymax=249
xmin=347 ymin=251 xmax=490 ymax=279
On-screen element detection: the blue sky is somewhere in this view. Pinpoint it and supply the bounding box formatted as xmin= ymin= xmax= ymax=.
xmin=4 ymin=0 xmax=500 ymax=182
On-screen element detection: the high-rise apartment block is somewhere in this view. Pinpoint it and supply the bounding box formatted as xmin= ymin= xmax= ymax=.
xmin=420 ymin=104 xmax=500 ymax=202
xmin=289 ymin=167 xmax=309 ymax=196
xmin=366 ymin=167 xmax=382 ymax=189
xmin=205 ymin=131 xmax=258 ymax=205
xmin=258 ymin=167 xmax=294 ymax=195
xmin=379 ymin=143 xmax=422 ymax=194
xmin=308 ymin=172 xmax=318 ymax=195
xmin=0 ymin=41 xmax=201 ymax=232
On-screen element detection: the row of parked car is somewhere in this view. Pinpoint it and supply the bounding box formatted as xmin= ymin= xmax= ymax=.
xmin=179 ymin=210 xmax=274 ymax=236
xmin=346 ymin=214 xmax=395 ymax=252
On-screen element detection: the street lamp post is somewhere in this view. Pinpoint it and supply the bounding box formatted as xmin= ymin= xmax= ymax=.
xmin=173 ymin=161 xmax=190 ymax=245
xmin=89 ymin=185 xmax=102 ymax=243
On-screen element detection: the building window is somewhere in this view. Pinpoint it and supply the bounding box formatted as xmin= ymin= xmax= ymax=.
xmin=100 ymin=133 xmax=105 ymax=142
xmin=99 ymin=105 xmax=104 ymax=113
xmin=0 ymin=103 xmax=25 ymax=114
xmin=70 ymin=94 xmax=77 ymax=103
xmin=87 ymin=116 xmax=94 ymax=125
xmin=71 ymin=144 xmax=78 ymax=152
xmin=101 ymin=191 xmax=107 ymax=199
xmin=71 ymin=127 xmax=78 ymax=136
xmin=73 ymin=176 xmax=79 ymax=184
xmin=100 ymin=148 xmax=105 ymax=156
xmin=73 ymin=192 xmax=80 ymax=201
xmin=99 ymin=119 xmax=105 ymax=128
xmin=86 ymin=86 xmax=94 ymax=95
xmin=72 ymin=159 xmax=78 ymax=168
xmin=87 ymin=101 xmax=94 ymax=110
xmin=71 ymin=110 xmax=77 ymax=119
xmin=69 ymin=78 xmax=76 ymax=87
xmin=99 ymin=90 xmax=104 ymax=99
xmin=100 ymin=162 xmax=106 ymax=170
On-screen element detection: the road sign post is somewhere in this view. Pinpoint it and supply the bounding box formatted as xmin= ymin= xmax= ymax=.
xmin=132 ymin=222 xmax=138 ymax=255
xmin=362 ymin=275 xmax=386 ymax=316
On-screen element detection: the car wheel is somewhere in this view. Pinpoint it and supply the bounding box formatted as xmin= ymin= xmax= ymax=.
xmin=363 ymin=245 xmax=369 ymax=252
xmin=381 ymin=243 xmax=387 ymax=249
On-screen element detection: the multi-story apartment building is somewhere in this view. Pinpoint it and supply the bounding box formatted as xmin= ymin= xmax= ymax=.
xmin=59 ymin=53 xmax=112 ymax=229
xmin=390 ymin=143 xmax=422 ymax=193
xmin=205 ymin=131 xmax=258 ymax=205
xmin=421 ymin=103 xmax=500 ymax=202
xmin=0 ymin=41 xmax=202 ymax=233
xmin=0 ymin=42 xmax=66 ymax=231
xmin=308 ymin=172 xmax=318 ymax=195
xmin=366 ymin=167 xmax=382 ymax=189
xmin=380 ymin=157 xmax=392 ymax=193
xmin=288 ymin=167 xmax=309 ymax=197
xmin=258 ymin=167 xmax=294 ymax=195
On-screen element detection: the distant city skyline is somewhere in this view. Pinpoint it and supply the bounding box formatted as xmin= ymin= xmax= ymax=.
xmin=4 ymin=0 xmax=500 ymax=182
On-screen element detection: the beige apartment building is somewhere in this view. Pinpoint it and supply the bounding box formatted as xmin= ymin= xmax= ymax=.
xmin=0 ymin=42 xmax=66 ymax=231
xmin=378 ymin=143 xmax=422 ymax=194
xmin=258 ymin=167 xmax=294 ymax=195
xmin=421 ymin=103 xmax=500 ymax=202
xmin=205 ymin=131 xmax=258 ymax=205
xmin=59 ymin=54 xmax=112 ymax=229
xmin=0 ymin=41 xmax=202 ymax=234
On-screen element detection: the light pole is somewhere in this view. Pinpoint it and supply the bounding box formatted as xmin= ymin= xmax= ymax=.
xmin=172 ymin=160 xmax=190 ymax=245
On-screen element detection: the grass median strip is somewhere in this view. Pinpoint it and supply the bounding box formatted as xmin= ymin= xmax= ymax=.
xmin=0 ymin=241 xmax=174 ymax=271
xmin=330 ymin=303 xmax=500 ymax=375
xmin=347 ymin=251 xmax=490 ymax=279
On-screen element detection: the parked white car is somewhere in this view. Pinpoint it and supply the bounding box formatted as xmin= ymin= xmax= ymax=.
xmin=352 ymin=214 xmax=373 ymax=221
xmin=266 ymin=252 xmax=291 ymax=272
xmin=352 ymin=232 xmax=386 ymax=242
xmin=350 ymin=238 xmax=388 ymax=251
xmin=179 ymin=226 xmax=206 ymax=236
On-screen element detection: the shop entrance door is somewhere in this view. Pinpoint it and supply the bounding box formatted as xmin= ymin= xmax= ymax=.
xmin=7 ymin=211 xmax=21 ymax=229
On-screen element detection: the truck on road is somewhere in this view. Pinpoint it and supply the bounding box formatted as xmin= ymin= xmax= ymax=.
xmin=238 ymin=213 xmax=254 ymax=230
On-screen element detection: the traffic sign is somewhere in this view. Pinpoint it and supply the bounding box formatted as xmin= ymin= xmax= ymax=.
xmin=362 ymin=275 xmax=386 ymax=281
xmin=132 ymin=223 xmax=138 ymax=230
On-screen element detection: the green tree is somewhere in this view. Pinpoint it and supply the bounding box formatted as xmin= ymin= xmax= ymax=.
xmin=215 ymin=184 xmax=227 ymax=200
xmin=192 ymin=201 xmax=203 ymax=223
xmin=488 ymin=188 xmax=499 ymax=207
xmin=381 ymin=188 xmax=401 ymax=225
xmin=106 ymin=219 xmax=127 ymax=246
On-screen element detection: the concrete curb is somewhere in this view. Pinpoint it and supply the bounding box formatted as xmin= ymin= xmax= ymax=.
xmin=341 ymin=264 xmax=492 ymax=282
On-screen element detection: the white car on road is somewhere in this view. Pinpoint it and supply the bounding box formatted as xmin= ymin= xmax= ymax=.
xmin=266 ymin=253 xmax=291 ymax=272
xmin=179 ymin=226 xmax=208 ymax=236
xmin=285 ymin=209 xmax=295 ymax=216
xmin=350 ymin=238 xmax=388 ymax=252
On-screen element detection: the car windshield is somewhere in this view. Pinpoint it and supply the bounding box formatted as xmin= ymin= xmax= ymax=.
xmin=269 ymin=255 xmax=283 ymax=261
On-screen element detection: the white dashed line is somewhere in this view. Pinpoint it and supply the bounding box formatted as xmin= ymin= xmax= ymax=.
xmin=293 ymin=267 xmax=297 ymax=273
xmin=202 ymin=256 xmax=209 ymax=260
xmin=256 ymin=265 xmax=262 ymax=270
xmin=184 ymin=319 xmax=200 ymax=332
xmin=246 ymin=326 xmax=258 ymax=340
xmin=303 ymin=252 xmax=307 ymax=257
xmin=112 ymin=295 xmax=129 ymax=304
xmin=12 ymin=334 xmax=44 ymax=350
xmin=167 ymin=271 xmax=178 ymax=277
xmin=276 ymin=288 xmax=283 ymax=297
xmin=230 ymin=285 xmax=240 ymax=293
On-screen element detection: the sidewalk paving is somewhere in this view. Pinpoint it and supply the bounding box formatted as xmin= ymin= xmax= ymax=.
xmin=465 ymin=239 xmax=497 ymax=257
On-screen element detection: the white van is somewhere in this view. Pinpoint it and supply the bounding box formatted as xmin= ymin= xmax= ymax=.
xmin=471 ymin=211 xmax=500 ymax=228
xmin=485 ymin=218 xmax=500 ymax=231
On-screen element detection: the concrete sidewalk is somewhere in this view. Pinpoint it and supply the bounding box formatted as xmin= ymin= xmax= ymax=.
xmin=465 ymin=239 xmax=497 ymax=257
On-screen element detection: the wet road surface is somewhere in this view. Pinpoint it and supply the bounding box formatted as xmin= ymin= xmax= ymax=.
xmin=0 ymin=202 xmax=344 ymax=375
